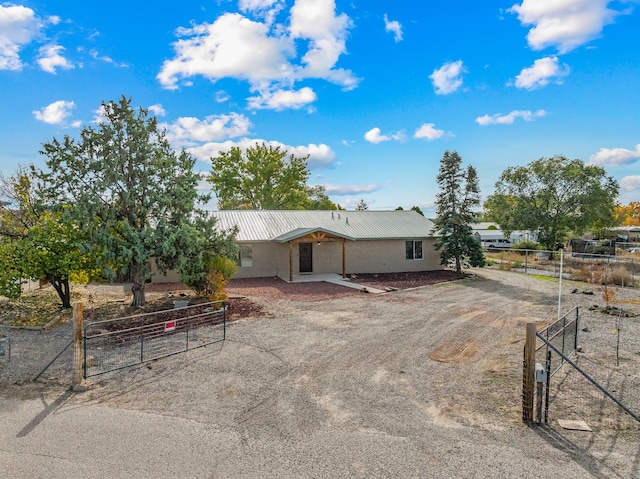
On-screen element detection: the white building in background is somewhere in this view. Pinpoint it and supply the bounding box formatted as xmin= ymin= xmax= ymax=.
xmin=472 ymin=222 xmax=538 ymax=245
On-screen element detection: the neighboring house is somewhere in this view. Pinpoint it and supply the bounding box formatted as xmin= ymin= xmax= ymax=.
xmin=154 ymin=210 xmax=440 ymax=282
xmin=472 ymin=223 xmax=537 ymax=244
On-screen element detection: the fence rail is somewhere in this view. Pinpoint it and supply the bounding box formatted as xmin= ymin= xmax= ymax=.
xmin=83 ymin=300 xmax=226 ymax=378
xmin=487 ymin=249 xmax=638 ymax=287
xmin=524 ymin=307 xmax=640 ymax=430
xmin=536 ymin=307 xmax=579 ymax=378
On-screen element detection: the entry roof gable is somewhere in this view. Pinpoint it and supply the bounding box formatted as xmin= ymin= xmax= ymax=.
xmin=274 ymin=227 xmax=356 ymax=243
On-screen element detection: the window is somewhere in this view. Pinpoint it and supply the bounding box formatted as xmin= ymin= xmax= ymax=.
xmin=237 ymin=244 xmax=253 ymax=267
xmin=405 ymin=240 xmax=423 ymax=260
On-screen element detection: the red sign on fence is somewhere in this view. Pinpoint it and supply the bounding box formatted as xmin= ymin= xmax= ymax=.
xmin=164 ymin=320 xmax=176 ymax=332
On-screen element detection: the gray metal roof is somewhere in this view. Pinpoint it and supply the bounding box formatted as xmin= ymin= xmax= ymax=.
xmin=209 ymin=210 xmax=436 ymax=242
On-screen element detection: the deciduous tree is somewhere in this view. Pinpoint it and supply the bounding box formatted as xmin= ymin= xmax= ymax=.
xmin=484 ymin=156 xmax=618 ymax=250
xmin=0 ymin=168 xmax=94 ymax=307
xmin=433 ymin=151 xmax=484 ymax=272
xmin=616 ymin=202 xmax=640 ymax=226
xmin=209 ymin=142 xmax=337 ymax=210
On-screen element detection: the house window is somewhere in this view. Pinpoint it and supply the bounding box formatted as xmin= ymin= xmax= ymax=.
xmin=405 ymin=240 xmax=423 ymax=260
xmin=237 ymin=244 xmax=253 ymax=267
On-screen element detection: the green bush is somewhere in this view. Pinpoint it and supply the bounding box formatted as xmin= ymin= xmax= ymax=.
xmin=209 ymin=256 xmax=237 ymax=281
xmin=512 ymin=240 xmax=542 ymax=251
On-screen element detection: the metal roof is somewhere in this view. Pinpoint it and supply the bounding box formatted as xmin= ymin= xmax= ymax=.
xmin=209 ymin=210 xmax=436 ymax=242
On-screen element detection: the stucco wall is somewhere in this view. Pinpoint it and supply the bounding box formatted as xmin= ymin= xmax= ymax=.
xmin=345 ymin=238 xmax=440 ymax=274
xmin=151 ymin=237 xmax=441 ymax=283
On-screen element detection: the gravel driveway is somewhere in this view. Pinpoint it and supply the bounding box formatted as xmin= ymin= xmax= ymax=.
xmin=1 ymin=268 xmax=639 ymax=478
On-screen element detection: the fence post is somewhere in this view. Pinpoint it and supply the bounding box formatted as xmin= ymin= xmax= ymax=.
xmin=522 ymin=322 xmax=536 ymax=423
xmin=72 ymin=302 xmax=86 ymax=391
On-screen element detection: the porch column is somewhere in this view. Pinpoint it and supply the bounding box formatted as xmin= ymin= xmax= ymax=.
xmin=342 ymin=239 xmax=346 ymax=278
xmin=289 ymin=241 xmax=293 ymax=282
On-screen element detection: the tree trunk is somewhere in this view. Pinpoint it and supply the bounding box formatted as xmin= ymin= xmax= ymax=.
xmin=130 ymin=262 xmax=147 ymax=307
xmin=50 ymin=275 xmax=72 ymax=308
xmin=131 ymin=282 xmax=145 ymax=307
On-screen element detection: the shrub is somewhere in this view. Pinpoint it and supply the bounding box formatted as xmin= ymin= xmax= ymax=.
xmin=201 ymin=257 xmax=237 ymax=302
xmin=609 ymin=266 xmax=632 ymax=287
xmin=570 ymin=266 xmax=590 ymax=282
xmin=512 ymin=240 xmax=542 ymax=251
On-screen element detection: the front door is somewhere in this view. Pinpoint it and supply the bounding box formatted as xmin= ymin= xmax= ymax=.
xmin=299 ymin=242 xmax=313 ymax=273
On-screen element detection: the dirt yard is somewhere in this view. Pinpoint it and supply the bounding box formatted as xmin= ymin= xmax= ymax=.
xmin=1 ymin=268 xmax=639 ymax=478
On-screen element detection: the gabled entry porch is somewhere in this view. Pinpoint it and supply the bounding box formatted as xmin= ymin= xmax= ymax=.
xmin=274 ymin=228 xmax=356 ymax=282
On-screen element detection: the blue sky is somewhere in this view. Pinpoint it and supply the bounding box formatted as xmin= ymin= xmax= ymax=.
xmin=1 ymin=0 xmax=639 ymax=213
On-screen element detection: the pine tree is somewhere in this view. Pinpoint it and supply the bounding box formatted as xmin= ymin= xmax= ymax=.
xmin=433 ymin=151 xmax=484 ymax=273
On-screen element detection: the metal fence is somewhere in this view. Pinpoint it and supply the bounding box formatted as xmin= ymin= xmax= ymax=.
xmin=83 ymin=300 xmax=226 ymax=378
xmin=536 ymin=307 xmax=579 ymax=378
xmin=532 ymin=308 xmax=640 ymax=430
xmin=487 ymin=249 xmax=638 ymax=287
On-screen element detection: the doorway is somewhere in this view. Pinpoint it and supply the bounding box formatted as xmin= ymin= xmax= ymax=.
xmin=299 ymin=242 xmax=313 ymax=273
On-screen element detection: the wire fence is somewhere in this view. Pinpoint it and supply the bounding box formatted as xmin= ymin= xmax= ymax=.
xmin=84 ymin=300 xmax=226 ymax=378
xmin=534 ymin=307 xmax=640 ymax=432
xmin=486 ymin=249 xmax=638 ymax=288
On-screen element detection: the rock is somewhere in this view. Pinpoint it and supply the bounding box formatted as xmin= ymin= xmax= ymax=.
xmin=73 ymin=383 xmax=89 ymax=393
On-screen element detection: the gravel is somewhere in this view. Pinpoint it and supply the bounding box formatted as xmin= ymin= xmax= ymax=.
xmin=1 ymin=268 xmax=639 ymax=478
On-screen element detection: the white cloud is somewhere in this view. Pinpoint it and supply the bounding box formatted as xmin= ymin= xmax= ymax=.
xmin=289 ymin=143 xmax=336 ymax=169
xmin=92 ymin=105 xmax=107 ymax=124
xmin=37 ymin=44 xmax=73 ymax=73
xmin=164 ymin=113 xmax=252 ymax=147
xmin=384 ymin=14 xmax=403 ymax=42
xmin=289 ymin=0 xmax=357 ymax=88
xmin=157 ymin=13 xmax=293 ymax=89
xmin=509 ymin=0 xmax=620 ymax=53
xmin=414 ymin=123 xmax=445 ymax=140
xmin=429 ymin=60 xmax=465 ymax=95
xmin=239 ymin=0 xmax=283 ymax=10
xmin=363 ymin=127 xmax=405 ymax=144
xmin=247 ymin=86 xmax=317 ymax=110
xmin=514 ymin=56 xmax=570 ymax=90
xmin=476 ymin=109 xmax=546 ymax=126
xmin=215 ymin=90 xmax=230 ymax=103
xmin=0 ymin=4 xmax=43 ymax=70
xmin=239 ymin=0 xmax=285 ymax=25
xmin=188 ymin=138 xmax=336 ymax=169
xmin=620 ymin=176 xmax=640 ymax=192
xmin=157 ymin=1 xmax=358 ymax=109
xmin=364 ymin=127 xmax=389 ymax=144
xmin=323 ymin=184 xmax=380 ymax=195
xmin=88 ymin=48 xmax=128 ymax=68
xmin=588 ymin=144 xmax=640 ymax=167
xmin=148 ymin=104 xmax=166 ymax=116
xmin=33 ymin=100 xmax=76 ymax=125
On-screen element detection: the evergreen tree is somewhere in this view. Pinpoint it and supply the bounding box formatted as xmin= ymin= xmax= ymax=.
xmin=38 ymin=96 xmax=235 ymax=307
xmin=433 ymin=150 xmax=484 ymax=272
xmin=355 ymin=199 xmax=369 ymax=211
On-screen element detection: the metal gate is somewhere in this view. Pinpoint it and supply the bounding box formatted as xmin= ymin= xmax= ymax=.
xmin=83 ymin=300 xmax=226 ymax=378
xmin=532 ymin=307 xmax=640 ymax=427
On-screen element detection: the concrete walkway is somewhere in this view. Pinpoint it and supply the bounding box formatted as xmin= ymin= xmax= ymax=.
xmin=289 ymin=273 xmax=386 ymax=294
